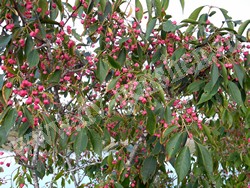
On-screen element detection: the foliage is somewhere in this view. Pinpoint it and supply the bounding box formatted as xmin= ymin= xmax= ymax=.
xmin=0 ymin=0 xmax=249 ymax=187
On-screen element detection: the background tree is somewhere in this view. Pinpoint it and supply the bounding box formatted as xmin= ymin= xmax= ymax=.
xmin=0 ymin=0 xmax=249 ymax=187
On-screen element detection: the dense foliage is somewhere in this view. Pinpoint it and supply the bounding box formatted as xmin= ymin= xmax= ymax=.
xmin=0 ymin=0 xmax=249 ymax=187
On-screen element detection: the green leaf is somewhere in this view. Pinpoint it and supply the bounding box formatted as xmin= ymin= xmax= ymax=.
xmin=179 ymin=0 xmax=185 ymax=12
xmin=154 ymin=0 xmax=161 ymax=17
xmin=219 ymin=8 xmax=234 ymax=29
xmin=234 ymin=64 xmax=245 ymax=88
xmin=188 ymin=6 xmax=205 ymax=20
xmin=181 ymin=19 xmax=199 ymax=24
xmin=114 ymin=183 xmax=123 ymax=188
xmin=197 ymin=79 xmax=221 ymax=105
xmin=146 ymin=18 xmax=157 ymax=40
xmin=27 ymin=49 xmax=40 ymax=68
xmin=54 ymin=170 xmax=64 ymax=181
xmin=211 ymin=63 xmax=219 ymax=87
xmin=18 ymin=122 xmax=30 ymax=137
xmin=107 ymin=76 xmax=120 ymax=91
xmin=23 ymin=106 xmax=34 ymax=125
xmin=228 ymin=81 xmax=244 ymax=106
xmin=146 ymin=0 xmax=152 ymax=19
xmin=175 ymin=146 xmax=191 ymax=183
xmin=162 ymin=0 xmax=170 ymax=11
xmin=0 ymin=74 xmax=4 ymax=90
xmin=0 ymin=35 xmax=12 ymax=49
xmin=47 ymin=70 xmax=62 ymax=84
xmin=88 ymin=129 xmax=102 ymax=156
xmin=135 ymin=0 xmax=143 ymax=21
xmin=196 ymin=143 xmax=213 ymax=178
xmin=25 ymin=36 xmax=34 ymax=55
xmin=146 ymin=107 xmax=156 ymax=135
xmin=187 ymin=80 xmax=206 ymax=93
xmin=36 ymin=160 xmax=46 ymax=179
xmin=96 ymin=61 xmax=109 ymax=83
xmin=2 ymin=86 xmax=12 ymax=103
xmin=163 ymin=20 xmax=178 ymax=32
xmin=38 ymin=0 xmax=48 ymax=17
xmin=171 ymin=48 xmax=186 ymax=61
xmin=166 ymin=132 xmax=185 ymax=160
xmin=74 ymin=129 xmax=88 ymax=157
xmin=0 ymin=108 xmax=17 ymax=145
xmin=117 ymin=48 xmax=126 ymax=66
xmin=140 ymin=156 xmax=157 ymax=184
xmin=108 ymin=56 xmax=121 ymax=69
xmin=99 ymin=0 xmax=107 ymax=12
xmin=163 ymin=125 xmax=178 ymax=139
xmin=238 ymin=19 xmax=250 ymax=35
xmin=164 ymin=105 xmax=172 ymax=124
xmin=54 ymin=0 xmax=64 ymax=12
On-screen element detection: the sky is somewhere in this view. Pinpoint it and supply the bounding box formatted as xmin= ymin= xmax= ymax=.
xmin=0 ymin=0 xmax=249 ymax=187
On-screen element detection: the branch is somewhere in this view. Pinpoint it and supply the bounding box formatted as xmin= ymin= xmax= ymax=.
xmin=126 ymin=136 xmax=143 ymax=167
xmin=65 ymin=156 xmax=79 ymax=188
xmin=31 ymin=135 xmax=40 ymax=188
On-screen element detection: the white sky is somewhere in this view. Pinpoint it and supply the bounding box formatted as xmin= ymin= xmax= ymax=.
xmin=168 ymin=0 xmax=249 ymax=26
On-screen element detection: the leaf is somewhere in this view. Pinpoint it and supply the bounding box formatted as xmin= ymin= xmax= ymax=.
xmin=108 ymin=56 xmax=121 ymax=69
xmin=181 ymin=19 xmax=199 ymax=25
xmin=2 ymin=86 xmax=12 ymax=103
xmin=197 ymin=79 xmax=221 ymax=105
xmin=0 ymin=74 xmax=4 ymax=90
xmin=0 ymin=108 xmax=17 ymax=145
xmin=88 ymin=129 xmax=102 ymax=156
xmin=74 ymin=129 xmax=88 ymax=157
xmin=23 ymin=106 xmax=34 ymax=125
xmin=99 ymin=0 xmax=107 ymax=12
xmin=164 ymin=105 xmax=172 ymax=124
xmin=38 ymin=0 xmax=48 ymax=17
xmin=228 ymin=81 xmax=244 ymax=106
xmin=54 ymin=170 xmax=64 ymax=181
xmin=234 ymin=64 xmax=245 ymax=88
xmin=27 ymin=49 xmax=40 ymax=68
xmin=117 ymin=48 xmax=126 ymax=66
xmin=162 ymin=0 xmax=170 ymax=11
xmin=171 ymin=48 xmax=186 ymax=61
xmin=146 ymin=0 xmax=152 ymax=19
xmin=163 ymin=125 xmax=178 ymax=138
xmin=196 ymin=143 xmax=213 ymax=178
xmin=188 ymin=6 xmax=205 ymax=20
xmin=96 ymin=61 xmax=109 ymax=83
xmin=146 ymin=107 xmax=156 ymax=135
xmin=18 ymin=122 xmax=30 ymax=137
xmin=135 ymin=0 xmax=143 ymax=21
xmin=107 ymin=76 xmax=120 ymax=91
xmin=211 ymin=63 xmax=219 ymax=87
xmin=140 ymin=156 xmax=157 ymax=184
xmin=54 ymin=0 xmax=64 ymax=12
xmin=166 ymin=132 xmax=185 ymax=160
xmin=179 ymin=0 xmax=185 ymax=12
xmin=47 ymin=70 xmax=62 ymax=84
xmin=175 ymin=146 xmax=191 ymax=183
xmin=163 ymin=20 xmax=178 ymax=32
xmin=219 ymin=8 xmax=234 ymax=29
xmin=0 ymin=35 xmax=12 ymax=49
xmin=114 ymin=183 xmax=123 ymax=188
xmin=36 ymin=160 xmax=46 ymax=179
xmin=238 ymin=19 xmax=250 ymax=35
xmin=25 ymin=36 xmax=34 ymax=55
xmin=154 ymin=0 xmax=161 ymax=17
xmin=187 ymin=80 xmax=206 ymax=93
xmin=146 ymin=18 xmax=157 ymax=40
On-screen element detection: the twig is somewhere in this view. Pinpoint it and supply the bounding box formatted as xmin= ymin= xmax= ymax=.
xmin=65 ymin=156 xmax=79 ymax=187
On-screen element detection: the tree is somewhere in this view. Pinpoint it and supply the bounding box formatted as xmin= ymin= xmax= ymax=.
xmin=0 ymin=0 xmax=249 ymax=187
